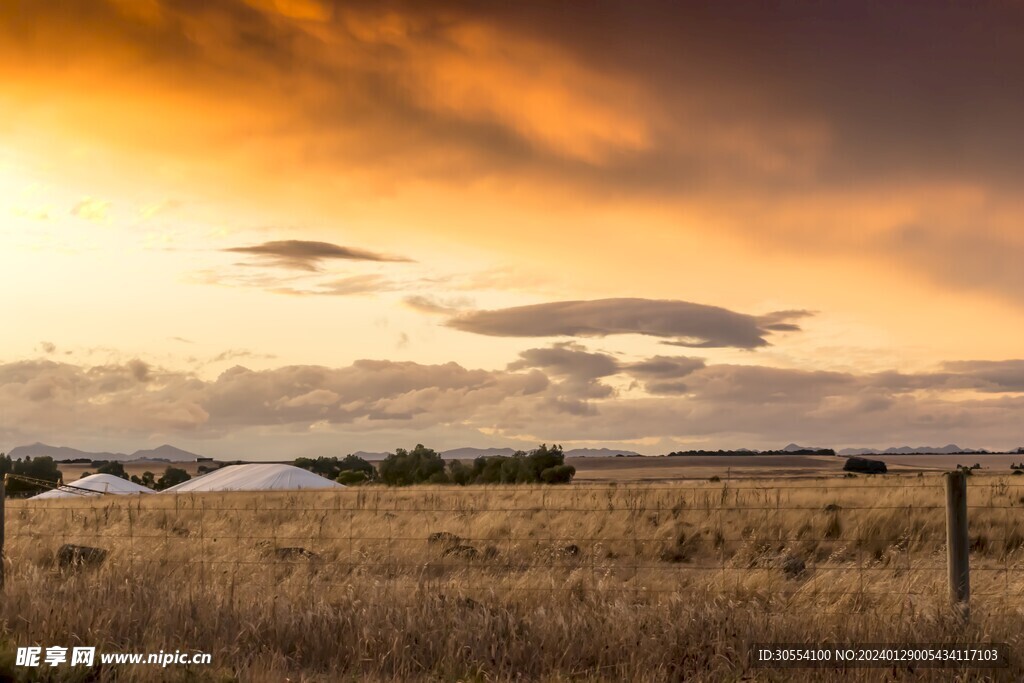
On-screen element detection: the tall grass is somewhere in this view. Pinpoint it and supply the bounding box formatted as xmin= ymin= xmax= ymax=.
xmin=1 ymin=474 xmax=1022 ymax=681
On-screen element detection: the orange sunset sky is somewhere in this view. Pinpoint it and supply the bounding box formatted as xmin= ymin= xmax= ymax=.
xmin=3 ymin=0 xmax=1024 ymax=457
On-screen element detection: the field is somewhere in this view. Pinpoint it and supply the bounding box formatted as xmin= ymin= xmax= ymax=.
xmin=52 ymin=452 xmax=1023 ymax=486
xmin=3 ymin=469 xmax=1024 ymax=681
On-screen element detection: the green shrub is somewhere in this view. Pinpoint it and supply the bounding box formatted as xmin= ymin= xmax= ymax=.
xmin=0 ymin=454 xmax=63 ymax=496
xmin=540 ymin=464 xmax=575 ymax=484
xmin=379 ymin=444 xmax=445 ymax=486
xmin=155 ymin=466 xmax=190 ymax=490
xmin=294 ymin=454 xmax=377 ymax=481
xmin=97 ymin=461 xmax=129 ymax=479
xmin=336 ymin=470 xmax=370 ymax=485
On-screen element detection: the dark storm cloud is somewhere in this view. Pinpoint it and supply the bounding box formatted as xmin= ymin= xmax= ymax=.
xmin=447 ymin=299 xmax=810 ymax=348
xmin=885 ymin=225 xmax=1024 ymax=306
xmin=11 ymin=0 xmax=1024 ymax=189
xmin=225 ymin=240 xmax=411 ymax=271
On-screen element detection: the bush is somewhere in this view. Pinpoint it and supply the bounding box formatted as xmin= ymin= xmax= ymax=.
xmin=97 ymin=461 xmax=129 ymax=479
xmin=0 ymin=454 xmax=63 ymax=496
xmin=379 ymin=444 xmax=445 ymax=486
xmin=295 ymin=454 xmax=377 ymax=482
xmin=155 ymin=466 xmax=190 ymax=491
xmin=130 ymin=471 xmax=157 ymax=488
xmin=375 ymin=444 xmax=577 ymax=486
xmin=539 ymin=464 xmax=576 ymax=484
xmin=446 ymin=445 xmax=575 ymax=486
xmin=336 ymin=470 xmax=370 ymax=485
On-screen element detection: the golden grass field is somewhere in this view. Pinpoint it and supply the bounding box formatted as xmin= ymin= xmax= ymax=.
xmin=2 ymin=471 xmax=1024 ymax=681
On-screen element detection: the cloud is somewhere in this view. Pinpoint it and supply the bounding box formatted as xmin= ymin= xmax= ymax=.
xmin=39 ymin=341 xmax=57 ymax=354
xmin=140 ymin=198 xmax=182 ymax=219
xmin=885 ymin=223 xmax=1024 ymax=306
xmin=508 ymin=344 xmax=619 ymax=400
xmin=447 ymin=298 xmax=810 ymax=348
xmin=71 ymin=198 xmax=110 ymax=221
xmin=225 ymin=240 xmax=412 ymax=271
xmin=6 ymin=352 xmax=1024 ymax=453
xmin=8 ymin=0 xmax=1024 ymax=310
xmin=209 ymin=349 xmax=277 ymax=364
xmin=940 ymin=360 xmax=1024 ymax=392
xmin=622 ymin=355 xmax=706 ymax=395
xmin=509 ymin=344 xmax=619 ymax=380
xmin=403 ymin=294 xmax=473 ymax=315
xmin=272 ymin=274 xmax=400 ymax=296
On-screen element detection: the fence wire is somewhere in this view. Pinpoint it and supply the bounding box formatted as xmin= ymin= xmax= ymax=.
xmin=4 ymin=477 xmax=1024 ymax=617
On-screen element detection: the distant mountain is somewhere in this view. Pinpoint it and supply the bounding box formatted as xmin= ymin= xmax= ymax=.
xmin=6 ymin=442 xmax=207 ymax=462
xmin=782 ymin=443 xmax=826 ymax=452
xmin=837 ymin=444 xmax=984 ymax=456
xmin=129 ymin=444 xmax=202 ymax=461
xmin=565 ymin=448 xmax=642 ymax=458
xmin=7 ymin=442 xmax=126 ymax=461
xmin=442 ymin=447 xmax=517 ymax=459
xmin=350 ymin=451 xmax=391 ymax=461
xmin=442 ymin=447 xmax=642 ymax=459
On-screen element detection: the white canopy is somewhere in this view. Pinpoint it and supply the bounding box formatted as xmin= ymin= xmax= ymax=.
xmin=32 ymin=473 xmax=155 ymax=499
xmin=161 ymin=463 xmax=344 ymax=493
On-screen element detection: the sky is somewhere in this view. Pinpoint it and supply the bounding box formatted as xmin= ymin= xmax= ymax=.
xmin=3 ymin=0 xmax=1024 ymax=458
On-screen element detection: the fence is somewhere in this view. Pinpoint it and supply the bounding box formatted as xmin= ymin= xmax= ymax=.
xmin=1 ymin=471 xmax=1022 ymax=618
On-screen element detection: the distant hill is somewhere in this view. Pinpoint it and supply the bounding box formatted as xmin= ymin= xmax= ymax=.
xmin=7 ymin=442 xmax=206 ymax=462
xmin=129 ymin=444 xmax=202 ymax=461
xmin=362 ymin=447 xmax=644 ymax=460
xmin=782 ymin=443 xmax=826 ymax=452
xmin=837 ymin=444 xmax=986 ymax=455
xmin=8 ymin=442 xmax=126 ymax=461
xmin=442 ymin=447 xmax=517 ymax=459
xmin=350 ymin=451 xmax=391 ymax=461
xmin=565 ymin=448 xmax=642 ymax=458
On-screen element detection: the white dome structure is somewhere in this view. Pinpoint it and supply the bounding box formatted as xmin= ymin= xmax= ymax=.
xmin=32 ymin=473 xmax=155 ymax=499
xmin=161 ymin=463 xmax=344 ymax=493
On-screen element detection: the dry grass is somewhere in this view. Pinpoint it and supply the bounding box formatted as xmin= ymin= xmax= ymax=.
xmin=2 ymin=474 xmax=1023 ymax=681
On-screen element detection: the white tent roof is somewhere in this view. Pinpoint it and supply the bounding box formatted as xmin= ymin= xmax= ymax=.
xmin=32 ymin=473 xmax=155 ymax=499
xmin=161 ymin=463 xmax=344 ymax=493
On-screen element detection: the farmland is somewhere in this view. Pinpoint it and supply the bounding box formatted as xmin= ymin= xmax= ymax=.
xmin=2 ymin=472 xmax=1023 ymax=681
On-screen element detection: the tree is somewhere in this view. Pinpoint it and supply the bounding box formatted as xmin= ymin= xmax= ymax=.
xmin=540 ymin=464 xmax=576 ymax=483
xmin=339 ymin=454 xmax=376 ymax=478
xmin=379 ymin=444 xmax=446 ymax=486
xmin=3 ymin=455 xmax=63 ymax=496
xmin=444 ymin=444 xmax=575 ymax=485
xmin=294 ymin=454 xmax=377 ymax=482
xmin=155 ymin=466 xmax=190 ymax=491
xmin=447 ymin=460 xmax=473 ymax=486
xmin=96 ymin=461 xmax=129 ymax=479
xmin=130 ymin=471 xmax=157 ymax=489
xmin=336 ymin=470 xmax=370 ymax=485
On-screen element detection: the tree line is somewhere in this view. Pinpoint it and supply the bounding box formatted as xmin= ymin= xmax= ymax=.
xmin=87 ymin=461 xmax=192 ymax=490
xmin=292 ymin=444 xmax=576 ymax=486
xmin=1 ymin=442 xmax=577 ymax=495
xmin=379 ymin=444 xmax=574 ymax=486
xmin=0 ymin=454 xmax=192 ymax=495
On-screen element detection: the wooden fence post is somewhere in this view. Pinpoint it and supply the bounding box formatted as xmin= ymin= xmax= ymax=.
xmin=945 ymin=470 xmax=969 ymax=616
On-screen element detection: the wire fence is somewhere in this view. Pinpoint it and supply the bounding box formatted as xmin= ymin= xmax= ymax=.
xmin=3 ymin=475 xmax=1024 ymax=616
